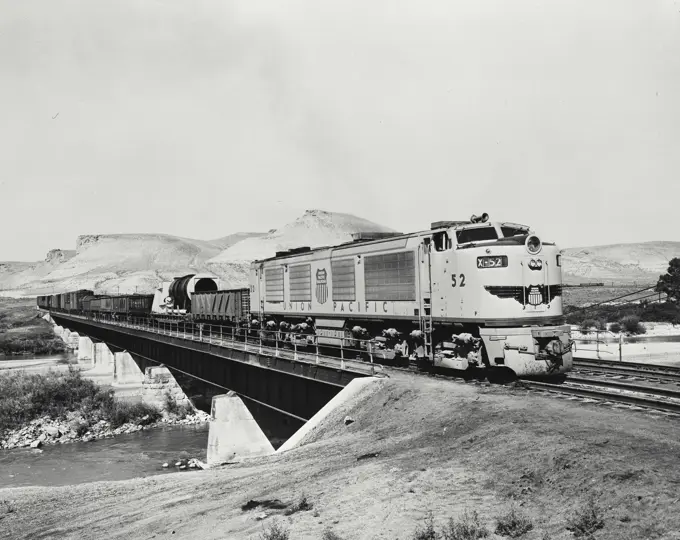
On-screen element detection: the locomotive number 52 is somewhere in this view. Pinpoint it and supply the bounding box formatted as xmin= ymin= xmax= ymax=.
xmin=451 ymin=274 xmax=466 ymax=287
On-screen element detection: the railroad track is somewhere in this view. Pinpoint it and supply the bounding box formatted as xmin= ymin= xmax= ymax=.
xmin=572 ymin=357 xmax=680 ymax=383
xmin=385 ymin=360 xmax=680 ymax=416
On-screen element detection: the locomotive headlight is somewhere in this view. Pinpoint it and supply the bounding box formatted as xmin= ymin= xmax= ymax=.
xmin=528 ymin=259 xmax=543 ymax=270
xmin=526 ymin=235 xmax=542 ymax=254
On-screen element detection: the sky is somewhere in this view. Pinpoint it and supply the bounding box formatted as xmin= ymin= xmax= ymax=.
xmin=1 ymin=0 xmax=679 ymax=261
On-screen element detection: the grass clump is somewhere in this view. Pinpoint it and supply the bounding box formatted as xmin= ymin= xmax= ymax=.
xmin=494 ymin=507 xmax=533 ymax=537
xmin=284 ymin=493 xmax=313 ymax=515
xmin=321 ymin=529 xmax=345 ymax=540
xmin=442 ymin=510 xmax=489 ymax=540
xmin=412 ymin=510 xmax=489 ymax=540
xmin=413 ymin=511 xmax=438 ymax=540
xmin=260 ymin=520 xmax=289 ymax=540
xmin=567 ymin=495 xmax=605 ymax=538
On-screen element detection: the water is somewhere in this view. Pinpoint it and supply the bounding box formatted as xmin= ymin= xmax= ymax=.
xmin=0 ymin=423 xmax=210 ymax=489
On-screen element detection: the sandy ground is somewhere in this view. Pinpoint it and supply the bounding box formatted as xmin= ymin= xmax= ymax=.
xmin=2 ymin=371 xmax=680 ymax=540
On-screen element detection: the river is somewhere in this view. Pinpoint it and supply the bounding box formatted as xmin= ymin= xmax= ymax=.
xmin=1 ymin=352 xmax=212 ymax=490
xmin=0 ymin=423 xmax=209 ymax=489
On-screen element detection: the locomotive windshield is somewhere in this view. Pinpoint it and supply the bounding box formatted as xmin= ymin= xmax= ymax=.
xmin=500 ymin=225 xmax=529 ymax=237
xmin=456 ymin=227 xmax=498 ymax=244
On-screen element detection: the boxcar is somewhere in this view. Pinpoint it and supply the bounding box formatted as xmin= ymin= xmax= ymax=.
xmin=128 ymin=294 xmax=154 ymax=315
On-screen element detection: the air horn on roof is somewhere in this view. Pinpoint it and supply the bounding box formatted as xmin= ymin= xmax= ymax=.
xmin=470 ymin=213 xmax=489 ymax=223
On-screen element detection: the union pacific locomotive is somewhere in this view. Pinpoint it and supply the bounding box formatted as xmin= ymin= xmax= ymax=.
xmin=38 ymin=213 xmax=573 ymax=378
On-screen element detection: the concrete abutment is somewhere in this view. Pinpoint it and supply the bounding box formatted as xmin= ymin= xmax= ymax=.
xmin=207 ymin=392 xmax=275 ymax=467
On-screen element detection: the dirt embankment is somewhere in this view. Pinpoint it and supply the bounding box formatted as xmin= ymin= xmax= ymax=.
xmin=2 ymin=373 xmax=680 ymax=540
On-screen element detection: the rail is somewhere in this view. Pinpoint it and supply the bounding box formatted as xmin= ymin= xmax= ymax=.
xmin=46 ymin=310 xmax=387 ymax=377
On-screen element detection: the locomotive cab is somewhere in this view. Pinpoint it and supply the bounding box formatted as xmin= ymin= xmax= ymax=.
xmin=425 ymin=216 xmax=572 ymax=377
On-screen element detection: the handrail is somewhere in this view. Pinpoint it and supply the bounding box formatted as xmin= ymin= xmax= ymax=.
xmin=46 ymin=310 xmax=387 ymax=376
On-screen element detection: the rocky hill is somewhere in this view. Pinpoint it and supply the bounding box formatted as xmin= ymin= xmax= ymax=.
xmin=561 ymin=241 xmax=680 ymax=285
xmin=0 ymin=234 xmax=228 ymax=296
xmin=0 ymin=211 xmax=393 ymax=296
xmin=205 ymin=209 xmax=398 ymax=285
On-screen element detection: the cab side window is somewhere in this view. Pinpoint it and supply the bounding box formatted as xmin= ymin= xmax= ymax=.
xmin=433 ymin=231 xmax=451 ymax=252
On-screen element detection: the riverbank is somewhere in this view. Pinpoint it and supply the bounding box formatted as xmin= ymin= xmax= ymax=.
xmin=3 ymin=371 xmax=680 ymax=540
xmin=0 ymin=367 xmax=209 ymax=451
xmin=0 ymin=298 xmax=66 ymax=356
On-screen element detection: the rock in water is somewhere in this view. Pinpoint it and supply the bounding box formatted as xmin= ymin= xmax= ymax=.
xmin=162 ymin=463 xmax=169 ymax=468
xmin=30 ymin=440 xmax=42 ymax=448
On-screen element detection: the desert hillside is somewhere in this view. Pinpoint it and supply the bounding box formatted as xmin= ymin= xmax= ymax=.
xmin=561 ymin=241 xmax=680 ymax=285
xmin=0 ymin=211 xmax=393 ymax=296
xmin=0 ymin=234 xmax=230 ymax=296
xmin=205 ymin=209 xmax=397 ymax=284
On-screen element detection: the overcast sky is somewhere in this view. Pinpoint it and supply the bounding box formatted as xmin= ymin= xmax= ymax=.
xmin=1 ymin=0 xmax=679 ymax=261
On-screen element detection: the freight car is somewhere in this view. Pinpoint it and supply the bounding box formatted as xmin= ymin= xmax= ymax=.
xmin=249 ymin=213 xmax=573 ymax=377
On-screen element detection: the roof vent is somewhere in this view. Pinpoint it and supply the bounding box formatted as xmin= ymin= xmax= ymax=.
xmin=351 ymin=232 xmax=403 ymax=242
xmin=287 ymin=246 xmax=312 ymax=255
xmin=431 ymin=221 xmax=469 ymax=230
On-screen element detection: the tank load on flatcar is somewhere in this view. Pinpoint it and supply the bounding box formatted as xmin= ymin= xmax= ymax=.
xmin=151 ymin=274 xmax=220 ymax=316
xmin=249 ymin=213 xmax=573 ymax=378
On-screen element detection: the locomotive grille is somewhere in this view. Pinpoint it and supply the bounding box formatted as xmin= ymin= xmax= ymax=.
xmin=485 ymin=285 xmax=562 ymax=305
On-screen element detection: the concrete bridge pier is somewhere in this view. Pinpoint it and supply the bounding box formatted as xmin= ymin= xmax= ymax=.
xmin=113 ymin=351 xmax=144 ymax=387
xmin=66 ymin=331 xmax=80 ymax=351
xmin=207 ymin=392 xmax=275 ymax=467
xmin=88 ymin=342 xmax=115 ymax=385
xmin=141 ymin=366 xmax=194 ymax=412
xmin=77 ymin=336 xmax=94 ymax=366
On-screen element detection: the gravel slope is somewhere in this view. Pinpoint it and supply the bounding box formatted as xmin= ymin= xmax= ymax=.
xmin=2 ymin=371 xmax=680 ymax=540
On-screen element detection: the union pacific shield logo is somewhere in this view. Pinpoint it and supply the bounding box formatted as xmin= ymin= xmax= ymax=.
xmin=316 ymin=268 xmax=328 ymax=304
xmin=528 ymin=286 xmax=543 ymax=306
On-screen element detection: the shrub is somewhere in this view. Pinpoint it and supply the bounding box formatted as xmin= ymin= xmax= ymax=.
xmin=322 ymin=529 xmax=345 ymax=540
xmin=102 ymin=401 xmax=161 ymax=429
xmin=442 ymin=510 xmax=489 ymax=540
xmin=494 ymin=507 xmax=533 ymax=537
xmin=0 ymin=368 xmax=161 ymax=433
xmin=260 ymin=521 xmax=289 ymax=540
xmin=579 ymin=319 xmax=596 ymax=335
xmin=609 ymin=322 xmax=621 ymax=333
xmin=0 ymin=367 xmax=106 ymax=431
xmin=164 ymin=391 xmax=194 ymax=419
xmin=567 ymin=495 xmax=605 ymax=538
xmin=413 ymin=511 xmax=438 ymax=540
xmin=621 ymin=315 xmax=646 ymax=335
xmin=284 ymin=493 xmax=313 ymax=515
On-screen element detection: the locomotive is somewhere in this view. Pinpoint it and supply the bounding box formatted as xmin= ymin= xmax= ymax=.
xmin=248 ymin=213 xmax=572 ymax=377
xmin=38 ymin=213 xmax=573 ymax=378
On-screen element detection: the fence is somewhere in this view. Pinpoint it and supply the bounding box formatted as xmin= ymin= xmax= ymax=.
xmin=572 ymin=330 xmax=680 ymax=363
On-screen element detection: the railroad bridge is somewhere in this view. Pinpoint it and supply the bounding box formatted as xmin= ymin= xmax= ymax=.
xmin=48 ymin=312 xmax=381 ymax=439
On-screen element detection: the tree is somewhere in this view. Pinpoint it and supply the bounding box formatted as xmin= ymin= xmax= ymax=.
xmin=657 ymin=258 xmax=680 ymax=304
